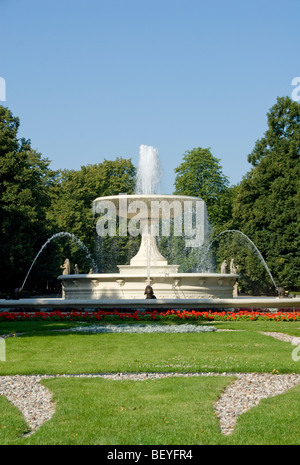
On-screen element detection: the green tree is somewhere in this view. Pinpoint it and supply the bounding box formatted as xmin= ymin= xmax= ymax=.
xmin=226 ymin=97 xmax=300 ymax=293
xmin=47 ymin=158 xmax=137 ymax=272
xmin=174 ymin=147 xmax=232 ymax=228
xmin=158 ymin=147 xmax=232 ymax=272
xmin=0 ymin=106 xmax=57 ymax=294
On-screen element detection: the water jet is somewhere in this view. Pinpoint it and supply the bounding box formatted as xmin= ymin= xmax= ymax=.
xmin=202 ymin=229 xmax=277 ymax=289
xmin=20 ymin=232 xmax=97 ymax=293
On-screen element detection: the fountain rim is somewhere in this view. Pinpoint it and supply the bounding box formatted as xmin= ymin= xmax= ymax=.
xmin=93 ymin=193 xmax=204 ymax=204
xmin=58 ymin=272 xmax=239 ymax=279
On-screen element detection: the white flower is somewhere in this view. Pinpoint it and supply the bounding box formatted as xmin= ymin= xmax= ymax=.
xmin=70 ymin=324 xmax=216 ymax=334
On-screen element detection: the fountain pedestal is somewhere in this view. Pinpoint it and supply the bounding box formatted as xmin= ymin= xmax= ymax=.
xmin=117 ymin=232 xmax=179 ymax=275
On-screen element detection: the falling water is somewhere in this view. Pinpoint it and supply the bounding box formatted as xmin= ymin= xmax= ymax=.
xmin=20 ymin=232 xmax=97 ymax=291
xmin=202 ymin=229 xmax=277 ymax=288
xmin=135 ymin=145 xmax=163 ymax=285
xmin=135 ymin=145 xmax=163 ymax=195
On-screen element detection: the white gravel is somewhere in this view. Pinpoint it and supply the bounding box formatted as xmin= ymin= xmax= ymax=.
xmin=68 ymin=323 xmax=217 ymax=333
xmin=213 ymin=372 xmax=300 ymax=435
xmin=0 ymin=375 xmax=55 ymax=434
xmin=260 ymin=331 xmax=300 ymax=346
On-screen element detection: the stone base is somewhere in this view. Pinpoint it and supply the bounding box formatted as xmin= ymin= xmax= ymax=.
xmin=1 ymin=296 xmax=300 ymax=310
xmin=58 ymin=273 xmax=238 ymax=300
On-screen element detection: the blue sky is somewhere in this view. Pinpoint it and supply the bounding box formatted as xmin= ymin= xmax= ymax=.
xmin=1 ymin=0 xmax=299 ymax=194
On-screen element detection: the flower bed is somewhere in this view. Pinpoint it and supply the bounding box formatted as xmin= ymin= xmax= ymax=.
xmin=0 ymin=309 xmax=300 ymax=322
xmin=162 ymin=309 xmax=300 ymax=322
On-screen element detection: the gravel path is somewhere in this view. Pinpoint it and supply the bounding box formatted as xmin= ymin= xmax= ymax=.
xmin=213 ymin=372 xmax=300 ymax=435
xmin=1 ymin=371 xmax=300 ymax=437
xmin=0 ymin=375 xmax=55 ymax=434
xmin=260 ymin=331 xmax=300 ymax=345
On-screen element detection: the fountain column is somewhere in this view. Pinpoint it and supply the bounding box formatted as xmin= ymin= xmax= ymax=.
xmin=134 ymin=145 xmax=163 ymax=285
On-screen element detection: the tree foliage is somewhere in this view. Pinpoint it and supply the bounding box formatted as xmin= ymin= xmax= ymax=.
xmin=47 ymin=159 xmax=136 ymax=244
xmin=0 ymin=106 xmax=137 ymax=294
xmin=0 ymin=106 xmax=57 ymax=294
xmin=47 ymin=159 xmax=137 ymax=273
xmin=157 ymin=148 xmax=232 ymax=272
xmin=174 ymin=147 xmax=232 ymax=228
xmin=224 ymin=97 xmax=300 ymax=293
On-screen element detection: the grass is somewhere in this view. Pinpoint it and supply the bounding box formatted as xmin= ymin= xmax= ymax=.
xmin=1 ymin=320 xmax=299 ymax=375
xmin=20 ymin=377 xmax=234 ymax=445
xmin=0 ymin=396 xmax=29 ymax=442
xmin=1 ymin=376 xmax=299 ymax=445
xmin=230 ymin=385 xmax=300 ymax=445
xmin=0 ymin=318 xmax=299 ymax=445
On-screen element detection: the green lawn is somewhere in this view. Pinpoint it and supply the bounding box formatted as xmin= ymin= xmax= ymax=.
xmin=1 ymin=375 xmax=299 ymax=446
xmin=0 ymin=319 xmax=299 ymax=445
xmin=1 ymin=320 xmax=299 ymax=375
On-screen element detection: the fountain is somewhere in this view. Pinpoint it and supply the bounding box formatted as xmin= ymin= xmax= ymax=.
xmin=58 ymin=145 xmax=238 ymax=300
xmin=1 ymin=144 xmax=299 ymax=310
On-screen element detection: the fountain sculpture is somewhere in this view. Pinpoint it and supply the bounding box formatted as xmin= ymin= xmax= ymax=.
xmin=58 ymin=145 xmax=238 ymax=300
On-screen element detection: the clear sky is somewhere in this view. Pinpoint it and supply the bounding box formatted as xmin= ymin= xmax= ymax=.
xmin=1 ymin=0 xmax=299 ymax=194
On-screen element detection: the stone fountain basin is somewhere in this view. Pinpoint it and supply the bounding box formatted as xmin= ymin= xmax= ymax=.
xmin=1 ymin=296 xmax=300 ymax=310
xmin=58 ymin=272 xmax=239 ymax=300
